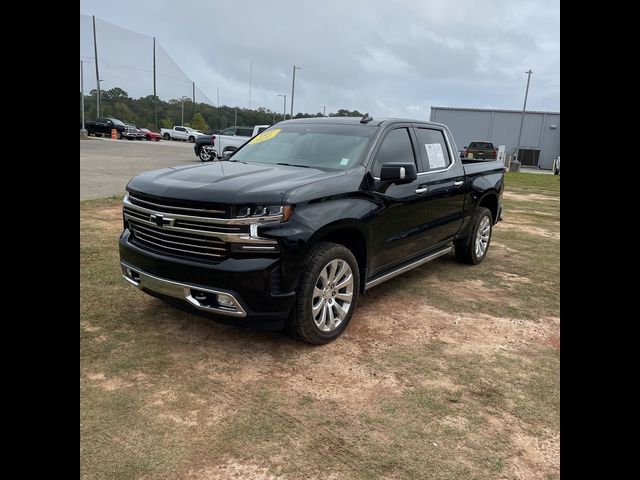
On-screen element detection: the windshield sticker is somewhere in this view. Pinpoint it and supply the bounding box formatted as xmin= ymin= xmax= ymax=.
xmin=249 ymin=128 xmax=281 ymax=144
xmin=425 ymin=143 xmax=446 ymax=169
xmin=340 ymin=158 xmax=350 ymax=166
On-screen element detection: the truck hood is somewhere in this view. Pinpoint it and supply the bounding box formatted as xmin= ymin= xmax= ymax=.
xmin=126 ymin=161 xmax=345 ymax=204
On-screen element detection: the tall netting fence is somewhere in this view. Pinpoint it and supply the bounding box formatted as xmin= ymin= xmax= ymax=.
xmin=80 ymin=14 xmax=218 ymax=131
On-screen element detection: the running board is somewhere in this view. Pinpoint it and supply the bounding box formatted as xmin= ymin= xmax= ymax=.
xmin=364 ymin=245 xmax=454 ymax=291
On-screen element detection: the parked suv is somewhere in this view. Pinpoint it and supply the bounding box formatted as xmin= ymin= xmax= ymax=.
xmin=120 ymin=117 xmax=504 ymax=344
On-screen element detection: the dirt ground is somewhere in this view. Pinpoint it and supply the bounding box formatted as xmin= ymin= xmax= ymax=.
xmin=80 ymin=172 xmax=560 ymax=480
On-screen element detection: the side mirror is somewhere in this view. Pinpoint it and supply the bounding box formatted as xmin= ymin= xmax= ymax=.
xmin=379 ymin=162 xmax=417 ymax=184
xmin=463 ymin=146 xmax=468 ymax=149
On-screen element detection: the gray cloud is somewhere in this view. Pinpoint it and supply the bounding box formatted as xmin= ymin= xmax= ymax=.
xmin=80 ymin=0 xmax=559 ymax=118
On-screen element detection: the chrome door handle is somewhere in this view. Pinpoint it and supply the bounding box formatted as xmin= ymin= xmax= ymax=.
xmin=415 ymin=187 xmax=428 ymax=194
xmin=454 ymin=181 xmax=464 ymax=187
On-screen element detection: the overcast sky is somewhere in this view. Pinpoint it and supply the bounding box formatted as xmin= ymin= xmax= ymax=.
xmin=80 ymin=0 xmax=559 ymax=119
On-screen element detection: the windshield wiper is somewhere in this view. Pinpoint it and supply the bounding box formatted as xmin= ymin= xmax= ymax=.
xmin=275 ymin=162 xmax=311 ymax=168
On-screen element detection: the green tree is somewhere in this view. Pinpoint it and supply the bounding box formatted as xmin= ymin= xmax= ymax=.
xmin=160 ymin=117 xmax=173 ymax=128
xmin=190 ymin=112 xmax=206 ymax=131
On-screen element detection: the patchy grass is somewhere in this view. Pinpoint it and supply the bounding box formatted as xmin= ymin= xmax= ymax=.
xmin=80 ymin=172 xmax=559 ymax=480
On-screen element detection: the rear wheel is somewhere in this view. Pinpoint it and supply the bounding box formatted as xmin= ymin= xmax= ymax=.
xmin=286 ymin=242 xmax=360 ymax=344
xmin=455 ymin=207 xmax=492 ymax=265
xmin=199 ymin=147 xmax=214 ymax=162
xmin=163 ymin=133 xmax=170 ymax=140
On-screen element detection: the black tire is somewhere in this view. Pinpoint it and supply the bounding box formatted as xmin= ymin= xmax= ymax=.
xmin=286 ymin=242 xmax=360 ymax=345
xmin=188 ymin=136 xmax=195 ymax=143
xmin=163 ymin=133 xmax=170 ymax=140
xmin=455 ymin=207 xmax=493 ymax=265
xmin=117 ymin=131 xmax=123 ymax=140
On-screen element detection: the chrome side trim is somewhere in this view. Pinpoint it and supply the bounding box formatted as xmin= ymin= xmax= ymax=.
xmin=120 ymin=262 xmax=247 ymax=317
xmin=124 ymin=195 xmax=283 ymax=225
xmin=364 ymin=245 xmax=453 ymax=290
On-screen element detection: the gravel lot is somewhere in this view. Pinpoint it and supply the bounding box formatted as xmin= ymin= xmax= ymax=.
xmin=80 ymin=138 xmax=200 ymax=200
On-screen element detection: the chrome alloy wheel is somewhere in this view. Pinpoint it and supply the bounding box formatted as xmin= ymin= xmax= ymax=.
xmin=311 ymin=259 xmax=354 ymax=332
xmin=475 ymin=216 xmax=491 ymax=258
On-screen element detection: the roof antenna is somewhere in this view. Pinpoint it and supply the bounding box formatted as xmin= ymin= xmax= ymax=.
xmin=360 ymin=113 xmax=373 ymax=124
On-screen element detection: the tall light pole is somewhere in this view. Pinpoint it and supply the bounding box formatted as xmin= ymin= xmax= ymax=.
xmin=234 ymin=107 xmax=237 ymax=126
xmin=321 ymin=105 xmax=326 ymax=117
xmin=290 ymin=65 xmax=301 ymax=118
xmin=80 ymin=60 xmax=86 ymax=133
xmin=97 ymin=79 xmax=104 ymax=116
xmin=216 ymin=87 xmax=220 ymax=129
xmin=181 ymin=96 xmax=189 ymax=125
xmin=92 ymin=15 xmax=101 ymax=118
xmin=516 ymin=69 xmax=533 ymax=162
xmin=278 ymin=94 xmax=287 ymax=120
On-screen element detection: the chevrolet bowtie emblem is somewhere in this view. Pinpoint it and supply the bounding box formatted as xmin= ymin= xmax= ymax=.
xmin=149 ymin=214 xmax=173 ymax=227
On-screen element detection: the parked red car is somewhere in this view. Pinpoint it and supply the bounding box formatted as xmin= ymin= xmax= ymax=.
xmin=140 ymin=128 xmax=161 ymax=142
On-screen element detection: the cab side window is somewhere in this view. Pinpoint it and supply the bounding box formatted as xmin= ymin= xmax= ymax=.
xmin=372 ymin=128 xmax=416 ymax=177
xmin=414 ymin=128 xmax=451 ymax=172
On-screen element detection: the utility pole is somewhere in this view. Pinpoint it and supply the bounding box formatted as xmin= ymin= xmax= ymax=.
xmin=278 ymin=94 xmax=286 ymax=121
xmin=217 ymin=87 xmax=220 ymax=129
xmin=92 ymin=15 xmax=101 ymax=118
xmin=80 ymin=60 xmax=86 ymax=134
xmin=321 ymin=105 xmax=326 ymax=116
xmin=248 ymin=60 xmax=253 ymax=109
xmin=234 ymin=107 xmax=237 ymax=126
xmin=290 ymin=65 xmax=301 ymax=118
xmin=153 ymin=37 xmax=157 ymax=131
xmin=516 ymin=69 xmax=533 ymax=163
xmin=192 ymin=81 xmax=195 ymax=120
xmin=181 ymin=96 xmax=189 ymax=126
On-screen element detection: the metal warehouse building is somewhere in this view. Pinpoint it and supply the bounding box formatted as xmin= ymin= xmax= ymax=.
xmin=430 ymin=107 xmax=560 ymax=170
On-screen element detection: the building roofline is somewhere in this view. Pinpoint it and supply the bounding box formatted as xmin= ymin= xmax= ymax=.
xmin=431 ymin=106 xmax=560 ymax=115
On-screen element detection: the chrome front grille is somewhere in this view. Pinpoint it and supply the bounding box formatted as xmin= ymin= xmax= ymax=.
xmin=129 ymin=222 xmax=229 ymax=260
xmin=123 ymin=194 xmax=279 ymax=262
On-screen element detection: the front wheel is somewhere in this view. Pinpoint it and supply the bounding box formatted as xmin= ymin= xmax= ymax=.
xmin=455 ymin=207 xmax=493 ymax=265
xmin=286 ymin=242 xmax=360 ymax=344
xmin=188 ymin=136 xmax=195 ymax=143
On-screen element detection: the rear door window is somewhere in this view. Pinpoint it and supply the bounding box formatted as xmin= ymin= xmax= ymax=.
xmin=237 ymin=128 xmax=254 ymax=137
xmin=413 ymin=127 xmax=451 ymax=172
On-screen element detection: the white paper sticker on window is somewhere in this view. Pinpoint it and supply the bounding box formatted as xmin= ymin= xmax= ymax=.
xmin=425 ymin=143 xmax=446 ymax=169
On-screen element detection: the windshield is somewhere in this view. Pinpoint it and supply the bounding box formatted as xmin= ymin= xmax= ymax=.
xmin=110 ymin=118 xmax=125 ymax=126
xmin=230 ymin=123 xmax=377 ymax=170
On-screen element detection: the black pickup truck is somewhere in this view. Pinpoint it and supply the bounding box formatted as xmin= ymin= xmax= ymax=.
xmin=119 ymin=117 xmax=504 ymax=344
xmin=83 ymin=117 xmax=138 ymax=139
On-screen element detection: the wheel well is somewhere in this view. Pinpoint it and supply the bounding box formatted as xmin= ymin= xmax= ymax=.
xmin=319 ymin=229 xmax=367 ymax=292
xmin=479 ymin=193 xmax=498 ymax=223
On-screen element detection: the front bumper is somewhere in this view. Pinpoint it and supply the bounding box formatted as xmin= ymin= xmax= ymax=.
xmin=118 ymin=230 xmax=295 ymax=330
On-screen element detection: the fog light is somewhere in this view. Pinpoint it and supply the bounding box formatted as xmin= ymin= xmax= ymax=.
xmin=217 ymin=293 xmax=236 ymax=308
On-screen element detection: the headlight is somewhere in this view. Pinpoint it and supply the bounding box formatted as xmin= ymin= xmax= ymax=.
xmin=231 ymin=205 xmax=293 ymax=221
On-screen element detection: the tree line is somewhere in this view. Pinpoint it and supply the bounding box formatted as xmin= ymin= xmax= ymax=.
xmin=80 ymin=87 xmax=364 ymax=133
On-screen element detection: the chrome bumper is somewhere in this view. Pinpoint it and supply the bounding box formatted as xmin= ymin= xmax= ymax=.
xmin=120 ymin=262 xmax=247 ymax=317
